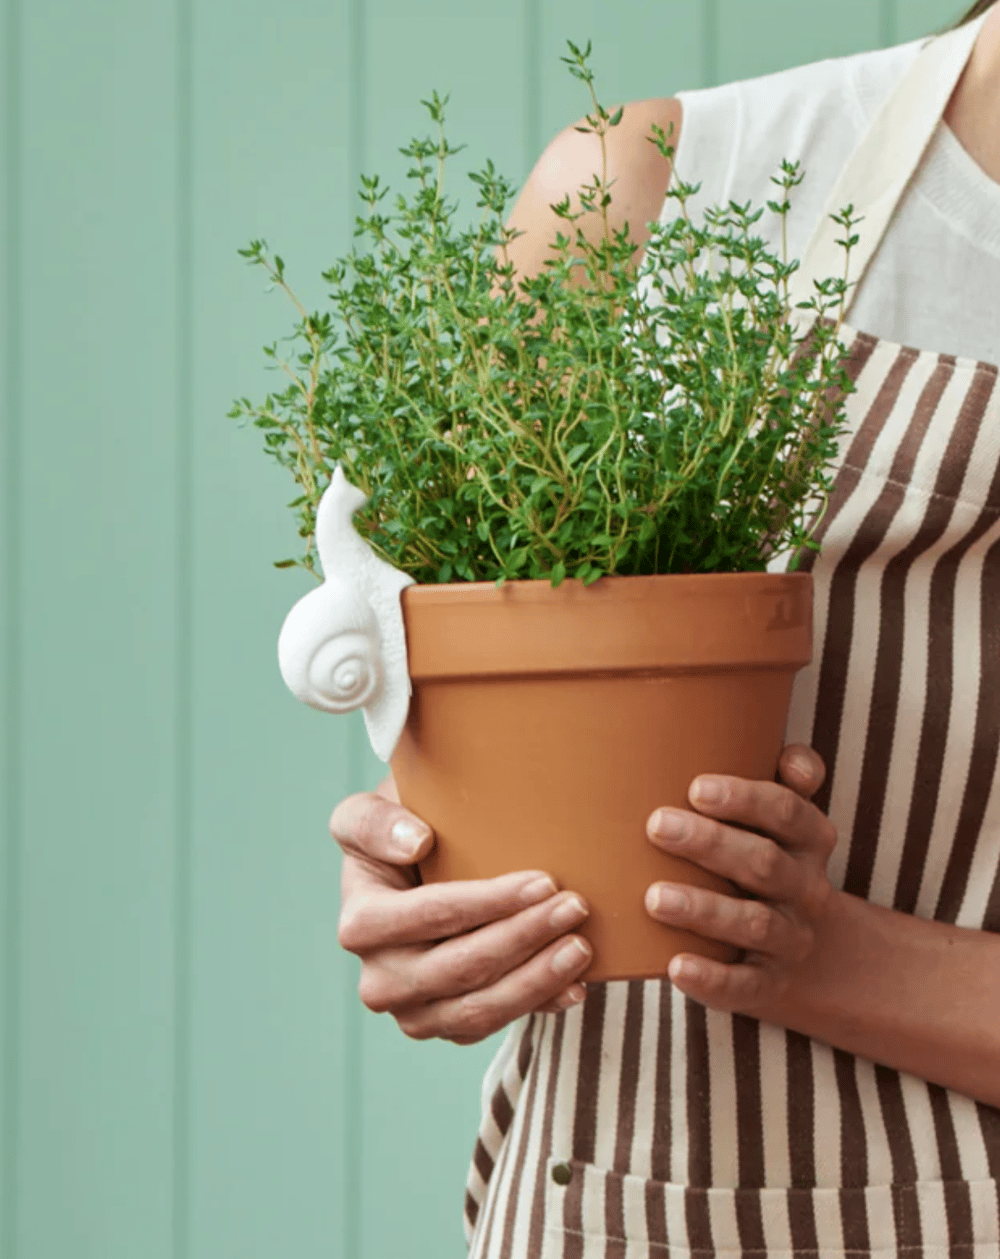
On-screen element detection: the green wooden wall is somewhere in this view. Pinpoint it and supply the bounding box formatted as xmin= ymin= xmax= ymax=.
xmin=0 ymin=0 xmax=969 ymax=1255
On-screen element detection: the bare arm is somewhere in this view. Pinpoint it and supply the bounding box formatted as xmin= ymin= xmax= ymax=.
xmin=500 ymin=97 xmax=682 ymax=289
xmin=772 ymin=890 xmax=1000 ymax=1107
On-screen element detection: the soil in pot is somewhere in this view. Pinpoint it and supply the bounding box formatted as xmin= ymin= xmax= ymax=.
xmin=389 ymin=571 xmax=811 ymax=983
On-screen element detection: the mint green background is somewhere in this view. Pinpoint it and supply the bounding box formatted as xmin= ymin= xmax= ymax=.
xmin=0 ymin=1 xmax=969 ymax=1255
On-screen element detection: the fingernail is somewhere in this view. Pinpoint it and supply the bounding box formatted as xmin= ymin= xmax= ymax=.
xmin=655 ymin=809 xmax=688 ymax=841
xmin=651 ymin=885 xmax=687 ymax=914
xmin=691 ymin=777 xmax=725 ymax=805
xmin=391 ymin=819 xmax=428 ymax=858
xmin=553 ymin=938 xmax=591 ymax=974
xmin=520 ymin=875 xmax=558 ymax=906
xmin=557 ymin=984 xmax=587 ymax=1009
xmin=550 ymin=894 xmax=588 ymax=930
xmin=788 ymin=755 xmax=814 ymax=778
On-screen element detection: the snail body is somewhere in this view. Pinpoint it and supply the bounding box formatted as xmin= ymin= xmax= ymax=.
xmin=277 ymin=466 xmax=414 ymax=761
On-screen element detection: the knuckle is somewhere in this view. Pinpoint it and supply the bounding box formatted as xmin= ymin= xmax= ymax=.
xmin=336 ymin=901 xmax=369 ymax=952
xmin=743 ymin=967 xmax=768 ymax=1007
xmin=746 ymin=903 xmax=772 ymax=945
xmin=751 ymin=841 xmax=781 ymax=884
xmin=793 ymin=923 xmax=816 ymax=963
xmin=447 ymin=944 xmax=498 ymax=994
xmin=803 ymin=872 xmax=834 ymax=919
xmin=818 ymin=817 xmax=838 ymax=855
xmin=357 ymin=969 xmax=395 ymax=1015
xmin=337 ymin=918 xmax=360 ymax=954
xmin=416 ymin=897 xmax=464 ymax=942
xmin=774 ymin=788 xmax=799 ymax=829
xmin=395 ymin=1009 xmax=434 ymax=1041
xmin=328 ymin=797 xmax=352 ymax=841
xmin=329 ymin=791 xmax=382 ymax=854
xmin=450 ymin=993 xmax=500 ymax=1043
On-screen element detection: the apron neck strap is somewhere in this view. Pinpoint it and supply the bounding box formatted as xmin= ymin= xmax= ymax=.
xmin=787 ymin=14 xmax=989 ymax=318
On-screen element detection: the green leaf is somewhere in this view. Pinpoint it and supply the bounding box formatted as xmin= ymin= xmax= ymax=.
xmin=233 ymin=72 xmax=853 ymax=590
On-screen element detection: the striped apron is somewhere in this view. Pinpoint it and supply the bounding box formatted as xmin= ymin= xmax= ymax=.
xmin=464 ymin=15 xmax=1000 ymax=1258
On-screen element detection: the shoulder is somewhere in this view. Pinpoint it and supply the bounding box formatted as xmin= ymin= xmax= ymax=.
xmin=507 ymin=35 xmax=927 ymax=282
xmin=667 ymin=38 xmax=927 ymax=258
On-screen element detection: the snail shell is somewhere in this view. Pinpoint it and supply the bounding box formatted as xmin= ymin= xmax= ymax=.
xmin=308 ymin=633 xmax=382 ymax=711
xmin=279 ymin=588 xmax=384 ymax=715
xmin=277 ymin=465 xmax=415 ymax=761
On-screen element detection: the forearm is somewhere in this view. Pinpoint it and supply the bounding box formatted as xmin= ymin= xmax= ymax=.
xmin=767 ymin=888 xmax=1000 ymax=1107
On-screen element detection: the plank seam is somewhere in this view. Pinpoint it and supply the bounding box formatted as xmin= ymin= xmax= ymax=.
xmin=2 ymin=0 xmax=22 ymax=1254
xmin=881 ymin=0 xmax=898 ymax=47
xmin=346 ymin=3 xmax=366 ymax=1254
xmin=173 ymin=0 xmax=194 ymax=1254
xmin=524 ymin=0 xmax=541 ymax=170
xmin=702 ymin=0 xmax=719 ymax=87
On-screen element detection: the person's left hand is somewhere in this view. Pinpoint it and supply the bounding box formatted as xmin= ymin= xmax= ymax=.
xmin=645 ymin=743 xmax=838 ymax=1018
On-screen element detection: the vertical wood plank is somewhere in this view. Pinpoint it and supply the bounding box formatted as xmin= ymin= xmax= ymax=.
xmin=14 ymin=0 xmax=180 ymax=1253
xmin=894 ymin=0 xmax=969 ymax=41
xmin=3 ymin=4 xmax=987 ymax=1259
xmin=1 ymin=0 xmax=22 ymax=1253
xmin=881 ymin=0 xmax=899 ymax=47
xmin=356 ymin=6 xmax=530 ymax=1253
xmin=176 ymin=4 xmax=193 ymax=1253
xmin=716 ymin=0 xmax=883 ymax=82
xmin=186 ymin=0 xmax=359 ymax=1256
xmin=539 ymin=0 xmax=705 ymax=147
xmin=362 ymin=0 xmax=533 ymax=195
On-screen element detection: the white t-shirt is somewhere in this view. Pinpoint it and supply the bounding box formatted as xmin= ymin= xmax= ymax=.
xmin=667 ymin=36 xmax=1000 ymax=367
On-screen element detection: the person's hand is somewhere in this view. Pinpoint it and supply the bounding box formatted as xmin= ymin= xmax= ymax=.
xmin=644 ymin=743 xmax=837 ymax=1018
xmin=332 ymin=784 xmax=593 ymax=1044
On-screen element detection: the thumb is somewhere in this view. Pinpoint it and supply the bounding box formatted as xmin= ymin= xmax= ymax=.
xmin=329 ymin=790 xmax=436 ymax=867
xmin=777 ymin=743 xmax=827 ymax=799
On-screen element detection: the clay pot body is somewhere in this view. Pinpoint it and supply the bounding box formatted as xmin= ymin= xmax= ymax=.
xmin=389 ymin=572 xmax=812 ymax=983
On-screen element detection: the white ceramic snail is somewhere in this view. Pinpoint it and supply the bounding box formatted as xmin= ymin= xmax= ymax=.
xmin=277 ymin=465 xmax=415 ymax=762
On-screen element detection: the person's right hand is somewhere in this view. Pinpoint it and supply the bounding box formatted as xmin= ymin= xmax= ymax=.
xmin=331 ymin=779 xmax=593 ymax=1045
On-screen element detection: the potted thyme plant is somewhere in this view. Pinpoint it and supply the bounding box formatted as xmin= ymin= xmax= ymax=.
xmin=232 ymin=42 xmax=858 ymax=980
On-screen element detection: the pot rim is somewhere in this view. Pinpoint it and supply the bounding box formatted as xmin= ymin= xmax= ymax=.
xmin=399 ymin=570 xmax=813 ymax=679
xmin=401 ymin=569 xmax=811 ymax=603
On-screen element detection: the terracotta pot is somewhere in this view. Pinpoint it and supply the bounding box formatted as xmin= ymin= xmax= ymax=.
xmin=389 ymin=571 xmax=811 ymax=983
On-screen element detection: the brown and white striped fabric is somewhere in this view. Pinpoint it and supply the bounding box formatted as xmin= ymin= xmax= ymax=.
xmin=462 ymin=17 xmax=1000 ymax=1259
xmin=463 ymin=333 xmax=1000 ymax=1259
